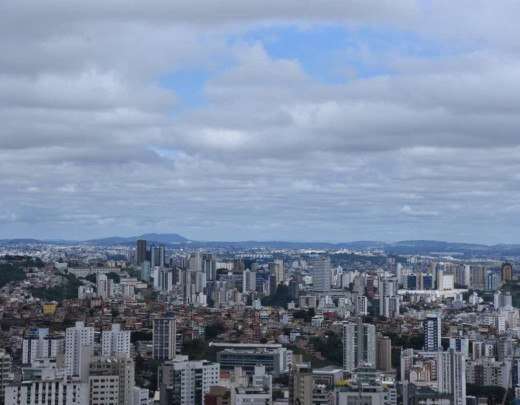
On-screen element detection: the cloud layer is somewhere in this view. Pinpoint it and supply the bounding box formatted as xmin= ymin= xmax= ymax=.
xmin=2 ymin=1 xmax=520 ymax=243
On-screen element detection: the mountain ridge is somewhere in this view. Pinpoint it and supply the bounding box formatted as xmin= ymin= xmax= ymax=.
xmin=1 ymin=234 xmax=520 ymax=257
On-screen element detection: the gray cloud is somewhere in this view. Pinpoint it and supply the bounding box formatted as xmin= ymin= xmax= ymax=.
xmin=2 ymin=1 xmax=520 ymax=242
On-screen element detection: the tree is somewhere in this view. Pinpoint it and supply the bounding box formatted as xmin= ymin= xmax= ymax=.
xmin=0 ymin=263 xmax=26 ymax=287
xmin=205 ymin=322 xmax=225 ymax=340
xmin=310 ymin=331 xmax=343 ymax=366
xmin=261 ymin=285 xmax=291 ymax=308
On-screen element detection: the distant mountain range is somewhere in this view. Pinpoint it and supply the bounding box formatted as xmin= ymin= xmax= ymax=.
xmin=1 ymin=234 xmax=520 ymax=257
xmin=84 ymin=233 xmax=188 ymax=246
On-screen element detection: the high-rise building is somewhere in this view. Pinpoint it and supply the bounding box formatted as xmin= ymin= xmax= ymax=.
xmin=159 ymin=356 xmax=219 ymax=405
xmin=449 ymin=337 xmax=469 ymax=356
xmin=501 ymin=262 xmax=513 ymax=282
xmin=269 ymin=260 xmax=284 ymax=287
xmin=5 ymin=369 xmax=88 ymax=405
xmin=470 ymin=266 xmax=486 ymax=290
xmin=343 ymin=321 xmax=376 ymax=372
xmin=89 ymin=357 xmax=135 ymax=405
xmin=151 ymin=245 xmax=166 ymax=268
xmin=211 ymin=343 xmax=291 ymax=377
xmin=440 ymin=349 xmax=466 ymax=405
xmin=156 ymin=267 xmax=175 ymax=292
xmin=288 ymin=362 xmax=313 ymax=405
xmin=96 ymin=273 xmax=109 ymax=299
xmin=202 ymin=253 xmax=217 ymax=282
xmin=455 ymin=265 xmax=470 ymax=287
xmin=65 ymin=321 xmax=95 ymax=378
xmin=153 ymin=317 xmax=176 ymax=361
xmin=423 ymin=315 xmax=442 ymax=352
xmin=308 ymin=256 xmax=331 ymax=292
xmin=22 ymin=328 xmax=63 ymax=365
xmin=401 ymin=349 xmax=466 ymax=405
xmin=355 ymin=295 xmax=368 ymax=316
xmin=379 ymin=275 xmax=400 ymax=318
xmin=136 ymin=240 xmax=147 ymax=265
xmin=494 ymin=290 xmax=513 ymax=309
xmin=376 ymin=335 xmax=392 ymax=372
xmin=102 ymin=324 xmax=131 ymax=358
xmin=0 ymin=349 xmax=12 ymax=405
xmin=485 ymin=270 xmax=500 ymax=291
xmin=242 ymin=269 xmax=257 ymax=293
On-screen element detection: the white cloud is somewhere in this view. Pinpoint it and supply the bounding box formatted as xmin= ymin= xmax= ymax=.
xmin=2 ymin=1 xmax=520 ymax=242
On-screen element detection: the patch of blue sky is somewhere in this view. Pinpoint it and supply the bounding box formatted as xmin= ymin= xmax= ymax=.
xmin=148 ymin=146 xmax=179 ymax=161
xmin=159 ymin=68 xmax=210 ymax=111
xmin=233 ymin=24 xmax=464 ymax=83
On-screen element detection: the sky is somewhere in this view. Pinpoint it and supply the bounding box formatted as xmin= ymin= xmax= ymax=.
xmin=2 ymin=1 xmax=520 ymax=243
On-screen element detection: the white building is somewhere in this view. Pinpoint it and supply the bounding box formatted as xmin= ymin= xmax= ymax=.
xmin=355 ymin=295 xmax=368 ymax=316
xmin=159 ymin=356 xmax=219 ymax=405
xmin=101 ymin=324 xmax=131 ymax=358
xmin=5 ymin=368 xmax=88 ymax=405
xmin=243 ymin=269 xmax=257 ymax=293
xmin=96 ymin=273 xmax=109 ymax=299
xmin=22 ymin=328 xmax=63 ymax=366
xmin=65 ymin=321 xmax=94 ymax=379
xmin=133 ymin=387 xmax=150 ymax=405
xmin=400 ymin=349 xmax=466 ymax=405
xmin=0 ymin=349 xmax=13 ymax=405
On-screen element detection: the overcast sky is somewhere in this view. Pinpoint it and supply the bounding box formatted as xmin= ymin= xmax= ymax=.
xmin=2 ymin=1 xmax=520 ymax=243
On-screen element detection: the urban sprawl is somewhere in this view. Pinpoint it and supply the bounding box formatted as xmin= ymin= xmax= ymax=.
xmin=0 ymin=239 xmax=518 ymax=405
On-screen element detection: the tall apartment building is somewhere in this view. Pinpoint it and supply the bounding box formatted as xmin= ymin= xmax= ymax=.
xmin=89 ymin=357 xmax=135 ymax=405
xmin=0 ymin=349 xmax=12 ymax=405
xmin=269 ymin=260 xmax=284 ymax=287
xmin=379 ymin=275 xmax=400 ymax=318
xmin=159 ymin=356 xmax=219 ymax=405
xmin=343 ymin=321 xmax=376 ymax=372
xmin=355 ymin=295 xmax=368 ymax=316
xmin=101 ymin=324 xmax=131 ymax=358
xmin=401 ymin=349 xmax=466 ymax=405
xmin=501 ymin=262 xmax=513 ymax=282
xmin=308 ymin=256 xmax=331 ymax=292
xmin=153 ymin=317 xmax=176 ymax=361
xmin=376 ymin=335 xmax=392 ymax=372
xmin=242 ymin=269 xmax=257 ymax=293
xmin=202 ymin=253 xmax=217 ymax=282
xmin=22 ymin=328 xmax=63 ymax=365
xmin=65 ymin=321 xmax=95 ymax=379
xmin=5 ymin=370 xmax=88 ymax=405
xmin=96 ymin=273 xmax=109 ymax=299
xmin=151 ymin=245 xmax=165 ymax=268
xmin=136 ymin=240 xmax=147 ymax=265
xmin=211 ymin=343 xmax=291 ymax=377
xmin=288 ymin=362 xmax=313 ymax=405
xmin=441 ymin=349 xmax=466 ymax=405
xmin=470 ymin=266 xmax=486 ymax=290
xmin=423 ymin=314 xmax=442 ymax=352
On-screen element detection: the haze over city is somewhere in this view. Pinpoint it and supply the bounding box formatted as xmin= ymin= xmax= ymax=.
xmin=2 ymin=1 xmax=520 ymax=243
